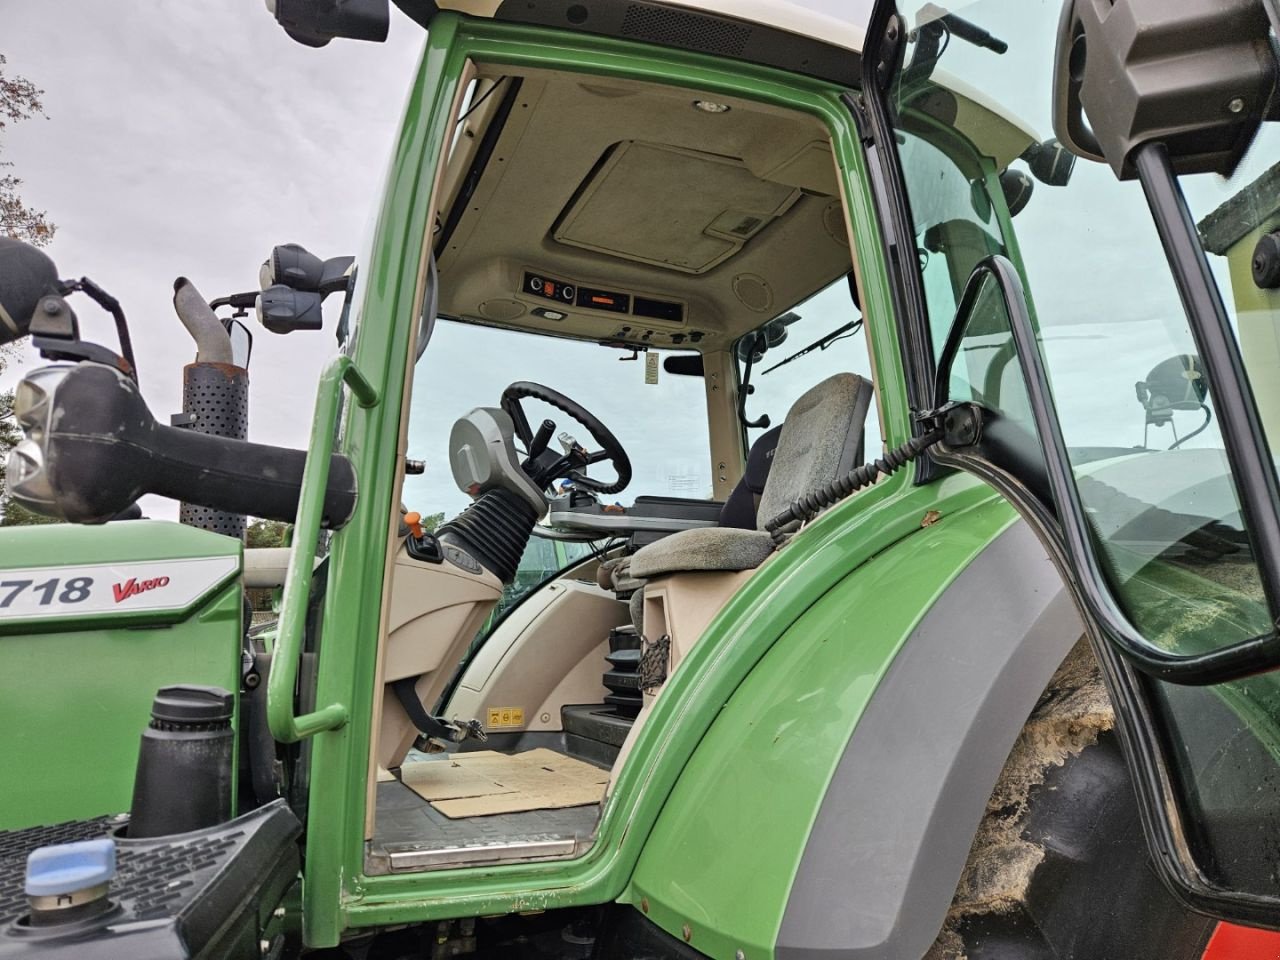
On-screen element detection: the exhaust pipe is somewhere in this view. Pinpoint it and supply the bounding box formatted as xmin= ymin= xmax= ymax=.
xmin=173 ymin=278 xmax=249 ymax=540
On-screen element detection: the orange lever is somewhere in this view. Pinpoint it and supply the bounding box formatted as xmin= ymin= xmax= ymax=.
xmin=405 ymin=511 xmax=424 ymax=540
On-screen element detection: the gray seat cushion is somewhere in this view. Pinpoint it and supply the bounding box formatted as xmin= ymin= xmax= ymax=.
xmin=628 ymin=527 xmax=775 ymax=578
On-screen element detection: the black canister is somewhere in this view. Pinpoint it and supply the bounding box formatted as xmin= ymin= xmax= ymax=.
xmin=128 ymin=685 xmax=234 ymax=838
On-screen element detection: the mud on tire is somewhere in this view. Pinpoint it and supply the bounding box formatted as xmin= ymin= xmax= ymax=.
xmin=926 ymin=640 xmax=1215 ymax=960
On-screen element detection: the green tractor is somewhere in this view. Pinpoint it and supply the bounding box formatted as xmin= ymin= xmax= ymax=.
xmin=3 ymin=0 xmax=1280 ymax=956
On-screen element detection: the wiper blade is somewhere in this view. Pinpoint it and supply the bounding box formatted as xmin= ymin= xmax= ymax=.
xmin=761 ymin=319 xmax=863 ymax=375
xmin=906 ymin=4 xmax=1007 ymax=84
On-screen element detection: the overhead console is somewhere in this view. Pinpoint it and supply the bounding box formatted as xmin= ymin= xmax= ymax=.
xmin=522 ymin=271 xmax=685 ymax=324
xmin=520 ymin=270 xmax=701 ymax=346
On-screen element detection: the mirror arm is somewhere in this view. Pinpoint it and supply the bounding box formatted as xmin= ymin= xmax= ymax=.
xmin=737 ymin=333 xmax=771 ymax=430
xmin=962 ymin=254 xmax=1280 ymax=684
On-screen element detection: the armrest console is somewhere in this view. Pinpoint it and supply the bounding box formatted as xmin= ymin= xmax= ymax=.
xmin=548 ymin=495 xmax=723 ymax=536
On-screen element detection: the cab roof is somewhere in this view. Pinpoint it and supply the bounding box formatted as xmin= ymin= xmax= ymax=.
xmin=435 ymin=0 xmax=866 ymax=87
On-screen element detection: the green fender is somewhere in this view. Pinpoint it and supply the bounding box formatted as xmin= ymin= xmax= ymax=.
xmin=622 ymin=485 xmax=1061 ymax=959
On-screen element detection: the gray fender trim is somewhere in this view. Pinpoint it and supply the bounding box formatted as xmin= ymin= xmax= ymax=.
xmin=776 ymin=520 xmax=1083 ymax=960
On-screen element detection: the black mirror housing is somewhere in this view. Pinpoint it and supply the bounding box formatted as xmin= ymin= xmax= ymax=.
xmin=268 ymin=0 xmax=390 ymax=46
xmin=0 ymin=238 xmax=60 ymax=347
xmin=1020 ymin=138 xmax=1076 ymax=187
xmin=257 ymin=286 xmax=325 ymax=334
xmin=1052 ymin=0 xmax=1275 ymax=179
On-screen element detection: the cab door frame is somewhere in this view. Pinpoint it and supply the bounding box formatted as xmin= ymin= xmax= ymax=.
xmin=857 ymin=0 xmax=1280 ymax=930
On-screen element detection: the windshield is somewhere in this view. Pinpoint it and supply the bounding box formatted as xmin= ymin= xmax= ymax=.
xmin=402 ymin=320 xmax=712 ymax=521
xmin=890 ymin=0 xmax=1280 ymax=900
xmin=735 ymin=278 xmax=884 ymax=457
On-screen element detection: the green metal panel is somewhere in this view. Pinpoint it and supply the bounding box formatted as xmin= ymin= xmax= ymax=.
xmin=624 ymin=486 xmax=1019 ymax=959
xmin=0 ymin=522 xmax=242 ymax=830
xmin=292 ymin=13 xmax=1007 ymax=943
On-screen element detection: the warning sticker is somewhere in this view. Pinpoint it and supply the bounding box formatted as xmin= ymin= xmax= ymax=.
xmin=487 ymin=707 xmax=525 ymax=729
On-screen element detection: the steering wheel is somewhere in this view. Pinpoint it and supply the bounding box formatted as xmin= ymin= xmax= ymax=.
xmin=500 ymin=381 xmax=632 ymax=495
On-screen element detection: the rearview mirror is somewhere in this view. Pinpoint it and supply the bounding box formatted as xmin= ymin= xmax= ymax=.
xmin=225 ymin=319 xmax=254 ymax=369
xmin=935 ymin=255 xmax=1280 ymax=685
xmin=663 ymin=355 xmax=704 ymax=377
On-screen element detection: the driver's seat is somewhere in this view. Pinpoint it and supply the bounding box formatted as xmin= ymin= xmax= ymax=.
xmin=626 ymin=372 xmax=873 ymax=611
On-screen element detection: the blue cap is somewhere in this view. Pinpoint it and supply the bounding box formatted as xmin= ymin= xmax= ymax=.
xmin=25 ymin=838 xmax=116 ymax=897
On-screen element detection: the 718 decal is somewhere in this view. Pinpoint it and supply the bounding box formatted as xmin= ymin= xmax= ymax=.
xmin=0 ymin=556 xmax=232 ymax=621
xmin=0 ymin=577 xmax=93 ymax=608
xmin=0 ymin=575 xmax=173 ymax=608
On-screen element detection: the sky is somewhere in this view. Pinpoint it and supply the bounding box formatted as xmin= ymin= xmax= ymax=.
xmin=1 ymin=1 xmax=424 ymax=518
xmin=1 ymin=0 xmax=1263 ymax=527
xmin=2 ymin=1 xmax=884 ymax=525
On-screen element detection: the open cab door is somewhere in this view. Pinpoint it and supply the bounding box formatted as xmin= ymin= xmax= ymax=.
xmin=863 ymin=0 xmax=1280 ymax=931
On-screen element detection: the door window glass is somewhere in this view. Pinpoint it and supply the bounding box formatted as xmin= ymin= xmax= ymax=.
xmin=890 ymin=0 xmax=1280 ymax=897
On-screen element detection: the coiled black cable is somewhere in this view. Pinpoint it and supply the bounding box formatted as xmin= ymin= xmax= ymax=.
xmin=765 ymin=429 xmax=944 ymax=545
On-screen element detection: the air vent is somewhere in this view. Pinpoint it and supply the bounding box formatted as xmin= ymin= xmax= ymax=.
xmin=621 ymin=3 xmax=751 ymax=57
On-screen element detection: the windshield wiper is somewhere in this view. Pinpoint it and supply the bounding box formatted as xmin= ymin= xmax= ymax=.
xmin=761 ymin=319 xmax=863 ymax=375
xmin=906 ymin=4 xmax=1007 ymax=83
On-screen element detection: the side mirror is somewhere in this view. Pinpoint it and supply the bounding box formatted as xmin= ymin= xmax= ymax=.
xmin=1019 ymin=138 xmax=1075 ymax=187
xmin=735 ymin=311 xmax=799 ymax=363
xmin=1052 ymin=0 xmax=1274 ymax=179
xmin=267 ymin=0 xmax=390 ymax=47
xmin=225 ymin=319 xmax=254 ymax=369
xmin=999 ymin=169 xmax=1034 ymax=218
xmin=254 ymin=243 xmax=354 ymax=336
xmin=260 ymin=243 xmax=353 ymax=297
xmin=257 ymin=286 xmax=325 ymax=334
xmin=0 ymin=238 xmax=59 ymax=348
xmin=935 ymin=255 xmax=1280 ymax=685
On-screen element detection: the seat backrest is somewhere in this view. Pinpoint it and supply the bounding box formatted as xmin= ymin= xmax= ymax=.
xmin=755 ymin=373 xmax=874 ymax=531
xmin=718 ymin=425 xmax=782 ymax=529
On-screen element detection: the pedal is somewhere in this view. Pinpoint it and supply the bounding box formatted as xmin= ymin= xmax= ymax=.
xmin=450 ymin=717 xmax=488 ymax=743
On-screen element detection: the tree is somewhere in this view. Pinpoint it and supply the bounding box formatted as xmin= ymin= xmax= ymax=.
xmin=246 ymin=518 xmax=290 ymax=549
xmin=0 ymin=54 xmax=55 ymax=525
xmin=0 ymin=55 xmax=54 ymax=249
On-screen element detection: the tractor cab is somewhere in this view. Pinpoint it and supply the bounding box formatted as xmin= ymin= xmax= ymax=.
xmin=7 ymin=0 xmax=1280 ymax=956
xmin=368 ymin=55 xmax=889 ymax=870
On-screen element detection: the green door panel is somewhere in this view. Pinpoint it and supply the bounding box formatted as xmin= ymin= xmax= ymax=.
xmin=624 ymin=490 xmax=1020 ymax=960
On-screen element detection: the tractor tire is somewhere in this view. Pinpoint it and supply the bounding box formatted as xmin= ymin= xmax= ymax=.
xmin=925 ymin=640 xmax=1215 ymax=960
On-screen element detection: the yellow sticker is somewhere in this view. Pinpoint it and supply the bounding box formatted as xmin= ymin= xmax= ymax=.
xmin=487 ymin=707 xmax=525 ymax=729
